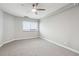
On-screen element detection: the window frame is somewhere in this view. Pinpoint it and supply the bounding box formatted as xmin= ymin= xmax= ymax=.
xmin=22 ymin=21 xmax=39 ymax=32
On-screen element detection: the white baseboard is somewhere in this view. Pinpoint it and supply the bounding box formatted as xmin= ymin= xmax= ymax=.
xmin=0 ymin=39 xmax=16 ymax=47
xmin=0 ymin=44 xmax=3 ymax=47
xmin=1 ymin=36 xmax=79 ymax=54
xmin=42 ymin=37 xmax=79 ymax=54
xmin=0 ymin=37 xmax=39 ymax=47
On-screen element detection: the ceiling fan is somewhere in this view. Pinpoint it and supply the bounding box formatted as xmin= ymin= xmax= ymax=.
xmin=32 ymin=3 xmax=46 ymax=15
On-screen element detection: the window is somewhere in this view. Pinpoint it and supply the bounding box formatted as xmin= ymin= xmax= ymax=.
xmin=22 ymin=21 xmax=38 ymax=32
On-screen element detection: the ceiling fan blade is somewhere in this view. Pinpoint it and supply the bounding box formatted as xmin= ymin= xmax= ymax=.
xmin=37 ymin=9 xmax=46 ymax=11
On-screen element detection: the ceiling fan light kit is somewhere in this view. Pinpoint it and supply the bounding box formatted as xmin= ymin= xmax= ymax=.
xmin=32 ymin=8 xmax=37 ymax=12
xmin=32 ymin=3 xmax=46 ymax=15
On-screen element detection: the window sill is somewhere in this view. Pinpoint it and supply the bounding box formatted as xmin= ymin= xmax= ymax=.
xmin=23 ymin=31 xmax=38 ymax=32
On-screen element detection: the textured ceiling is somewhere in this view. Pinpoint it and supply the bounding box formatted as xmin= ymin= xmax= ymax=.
xmin=0 ymin=3 xmax=68 ymax=19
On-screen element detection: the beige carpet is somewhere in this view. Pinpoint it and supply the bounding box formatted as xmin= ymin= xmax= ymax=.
xmin=0 ymin=38 xmax=79 ymax=56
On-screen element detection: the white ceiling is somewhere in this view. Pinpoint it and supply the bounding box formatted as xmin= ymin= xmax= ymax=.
xmin=0 ymin=3 xmax=68 ymax=19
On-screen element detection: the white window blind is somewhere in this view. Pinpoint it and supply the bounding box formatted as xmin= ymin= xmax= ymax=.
xmin=23 ymin=21 xmax=38 ymax=31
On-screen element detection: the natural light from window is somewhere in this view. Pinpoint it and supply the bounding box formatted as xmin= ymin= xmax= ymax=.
xmin=23 ymin=21 xmax=38 ymax=32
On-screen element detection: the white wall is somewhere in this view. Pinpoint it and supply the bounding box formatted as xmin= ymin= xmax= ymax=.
xmin=0 ymin=10 xmax=3 ymax=44
xmin=2 ymin=12 xmax=15 ymax=43
xmin=0 ymin=11 xmax=39 ymax=46
xmin=3 ymin=12 xmax=39 ymax=42
xmin=40 ymin=6 xmax=79 ymax=51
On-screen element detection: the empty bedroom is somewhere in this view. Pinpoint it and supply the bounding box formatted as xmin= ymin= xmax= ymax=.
xmin=0 ymin=3 xmax=79 ymax=56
